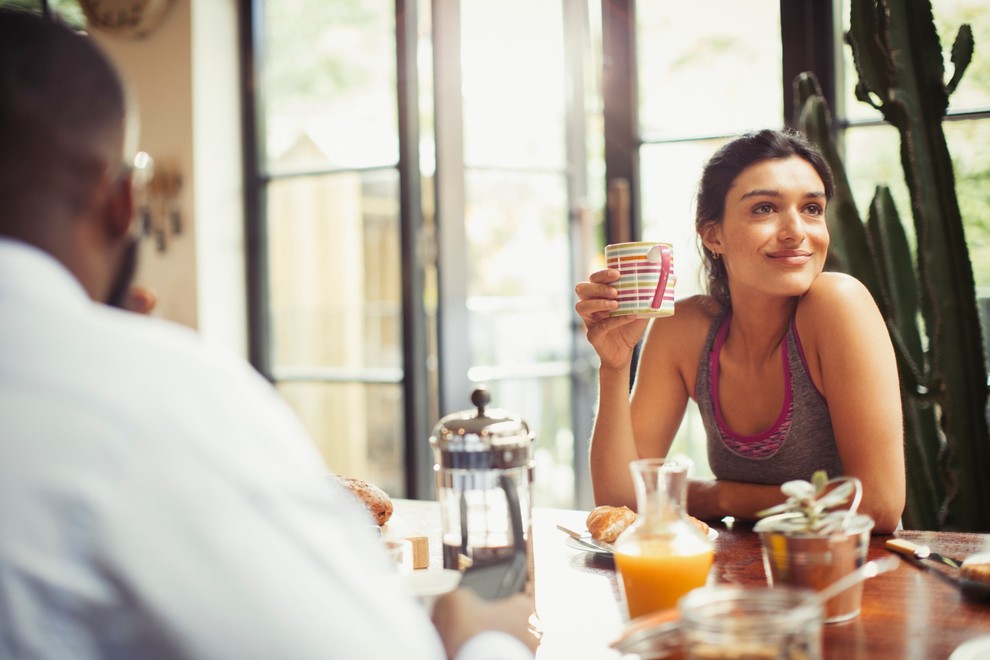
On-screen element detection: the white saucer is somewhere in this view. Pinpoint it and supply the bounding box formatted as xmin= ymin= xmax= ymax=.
xmin=402 ymin=569 xmax=462 ymax=614
xmin=565 ymin=528 xmax=718 ymax=556
xmin=951 ymin=635 xmax=990 ymax=660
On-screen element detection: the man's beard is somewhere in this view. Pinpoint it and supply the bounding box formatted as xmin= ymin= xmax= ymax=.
xmin=105 ymin=236 xmax=139 ymax=308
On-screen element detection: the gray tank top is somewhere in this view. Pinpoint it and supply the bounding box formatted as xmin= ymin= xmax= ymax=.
xmin=696 ymin=310 xmax=843 ymax=484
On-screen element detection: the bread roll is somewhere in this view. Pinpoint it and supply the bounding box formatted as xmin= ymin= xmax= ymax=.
xmin=586 ymin=505 xmax=710 ymax=542
xmin=960 ymin=552 xmax=990 ymax=586
xmin=332 ymin=475 xmax=394 ymax=526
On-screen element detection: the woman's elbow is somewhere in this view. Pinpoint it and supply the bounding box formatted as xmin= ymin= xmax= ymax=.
xmin=865 ymin=496 xmax=905 ymax=534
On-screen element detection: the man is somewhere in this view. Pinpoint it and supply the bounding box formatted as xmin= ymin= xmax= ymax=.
xmin=0 ymin=10 xmax=536 ymax=659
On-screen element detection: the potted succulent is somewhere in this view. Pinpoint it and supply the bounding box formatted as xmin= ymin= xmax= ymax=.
xmin=754 ymin=471 xmax=874 ymax=623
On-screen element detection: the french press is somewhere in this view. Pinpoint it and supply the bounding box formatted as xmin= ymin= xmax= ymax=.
xmin=430 ymin=387 xmax=534 ymax=596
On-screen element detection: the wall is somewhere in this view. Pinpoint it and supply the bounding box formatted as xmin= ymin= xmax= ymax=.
xmin=92 ymin=0 xmax=247 ymax=359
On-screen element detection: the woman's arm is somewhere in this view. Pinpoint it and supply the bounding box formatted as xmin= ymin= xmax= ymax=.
xmin=798 ymin=272 xmax=906 ymax=533
xmin=687 ymin=479 xmax=787 ymax=521
xmin=596 ymin=299 xmax=714 ymax=508
xmin=577 ymin=278 xmax=711 ymax=509
xmin=588 ymin=361 xmax=644 ymax=509
xmin=576 ymin=268 xmax=651 ymax=508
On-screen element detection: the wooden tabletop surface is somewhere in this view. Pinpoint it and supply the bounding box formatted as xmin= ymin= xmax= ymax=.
xmin=389 ymin=499 xmax=990 ymax=659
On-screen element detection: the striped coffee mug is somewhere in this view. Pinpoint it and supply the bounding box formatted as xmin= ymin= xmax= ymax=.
xmin=605 ymin=241 xmax=675 ymax=317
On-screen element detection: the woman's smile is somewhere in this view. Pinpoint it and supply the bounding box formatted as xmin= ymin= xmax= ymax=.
xmin=765 ymin=248 xmax=813 ymax=265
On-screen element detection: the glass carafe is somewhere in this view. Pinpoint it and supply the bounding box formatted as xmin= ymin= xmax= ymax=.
xmin=614 ymin=458 xmax=713 ymax=619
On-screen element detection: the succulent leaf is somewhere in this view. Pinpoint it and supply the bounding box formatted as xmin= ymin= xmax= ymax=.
xmin=755 ymin=474 xmax=864 ymax=535
xmin=781 ymin=480 xmax=816 ymax=501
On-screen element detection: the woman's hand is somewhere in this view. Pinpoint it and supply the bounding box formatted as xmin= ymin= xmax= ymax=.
xmin=575 ymin=268 xmax=649 ymax=369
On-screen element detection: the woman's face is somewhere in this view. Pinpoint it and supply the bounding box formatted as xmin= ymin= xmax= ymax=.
xmin=705 ymin=156 xmax=829 ymax=303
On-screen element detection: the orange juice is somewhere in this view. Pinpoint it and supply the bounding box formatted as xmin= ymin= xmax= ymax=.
xmin=615 ymin=542 xmax=714 ymax=618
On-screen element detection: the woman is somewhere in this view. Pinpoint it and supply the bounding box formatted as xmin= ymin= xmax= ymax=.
xmin=575 ymin=129 xmax=904 ymax=533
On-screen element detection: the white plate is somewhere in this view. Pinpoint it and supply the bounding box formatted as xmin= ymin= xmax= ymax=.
xmin=402 ymin=569 xmax=462 ymax=615
xmin=950 ymin=635 xmax=990 ymax=660
xmin=565 ymin=528 xmax=718 ymax=556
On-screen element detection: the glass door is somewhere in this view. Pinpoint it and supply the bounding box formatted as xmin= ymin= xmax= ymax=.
xmin=249 ymin=0 xmax=427 ymax=497
xmin=249 ymin=0 xmax=600 ymax=507
xmin=433 ymin=0 xmax=600 ymax=508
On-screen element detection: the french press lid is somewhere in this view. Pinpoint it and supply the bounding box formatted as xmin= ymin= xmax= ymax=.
xmin=430 ymin=387 xmax=534 ymax=470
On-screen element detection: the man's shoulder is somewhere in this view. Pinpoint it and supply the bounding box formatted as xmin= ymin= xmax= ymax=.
xmin=93 ymin=306 xmax=255 ymax=380
xmin=54 ymin=306 xmax=296 ymax=447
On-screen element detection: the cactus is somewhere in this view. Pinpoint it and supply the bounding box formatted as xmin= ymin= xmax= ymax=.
xmin=796 ymin=0 xmax=990 ymax=531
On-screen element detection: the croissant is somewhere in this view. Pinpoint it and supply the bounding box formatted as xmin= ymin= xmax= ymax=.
xmin=586 ymin=505 xmax=710 ymax=542
xmin=960 ymin=552 xmax=990 ymax=586
xmin=586 ymin=505 xmax=637 ymax=543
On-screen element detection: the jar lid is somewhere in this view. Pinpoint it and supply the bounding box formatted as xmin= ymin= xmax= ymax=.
xmin=430 ymin=388 xmax=533 ymax=469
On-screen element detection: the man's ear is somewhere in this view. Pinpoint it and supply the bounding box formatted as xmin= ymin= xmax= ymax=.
xmin=105 ymin=171 xmax=136 ymax=239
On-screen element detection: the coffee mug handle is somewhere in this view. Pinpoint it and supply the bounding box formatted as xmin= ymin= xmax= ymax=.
xmin=649 ymin=245 xmax=672 ymax=310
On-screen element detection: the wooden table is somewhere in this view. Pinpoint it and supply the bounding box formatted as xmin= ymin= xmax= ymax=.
xmin=389 ymin=500 xmax=990 ymax=659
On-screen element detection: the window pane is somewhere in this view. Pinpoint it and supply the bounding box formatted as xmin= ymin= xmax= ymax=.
xmin=640 ymin=139 xmax=728 ymax=299
xmin=637 ymin=2 xmax=782 ymax=140
xmin=841 ymin=121 xmax=990 ymax=298
xmin=935 ymin=0 xmax=990 ymax=111
xmin=484 ymin=377 xmax=574 ymax=509
xmin=948 ymin=117 xmax=990 ymax=371
xmin=945 ymin=120 xmax=990 ymax=289
xmin=277 ymin=382 xmax=405 ymax=496
xmin=843 ymin=119 xmax=990 ymax=376
xmin=842 ymin=125 xmax=912 ymax=237
xmin=460 ymin=0 xmax=565 ymax=168
xmin=267 ymin=170 xmax=402 ymax=372
xmin=668 ymin=401 xmax=712 ymax=480
xmin=464 ymin=171 xmax=570 ymax=366
xmin=841 ymin=0 xmax=990 ymax=121
xmin=839 ymin=1 xmax=883 ymax=123
xmin=263 ymin=1 xmax=397 ymax=171
xmin=625 ymin=142 xmax=727 ymax=479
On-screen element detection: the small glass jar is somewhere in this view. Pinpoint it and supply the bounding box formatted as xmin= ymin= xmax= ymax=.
xmin=679 ymin=585 xmax=823 ymax=660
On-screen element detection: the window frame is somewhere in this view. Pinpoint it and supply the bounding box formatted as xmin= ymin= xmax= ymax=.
xmin=240 ymin=0 xmax=434 ymax=498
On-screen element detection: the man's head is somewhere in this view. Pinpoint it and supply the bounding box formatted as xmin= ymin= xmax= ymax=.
xmin=0 ymin=9 xmax=138 ymax=305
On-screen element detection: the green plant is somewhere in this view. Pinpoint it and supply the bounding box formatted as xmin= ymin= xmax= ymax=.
xmin=795 ymin=0 xmax=990 ymax=531
xmin=754 ymin=471 xmax=865 ymax=535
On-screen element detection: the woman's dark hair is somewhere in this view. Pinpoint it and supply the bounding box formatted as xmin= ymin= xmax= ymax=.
xmin=695 ymin=129 xmax=834 ymax=308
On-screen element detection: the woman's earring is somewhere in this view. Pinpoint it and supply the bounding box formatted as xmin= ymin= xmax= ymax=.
xmin=710 ymin=250 xmax=721 ymax=260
